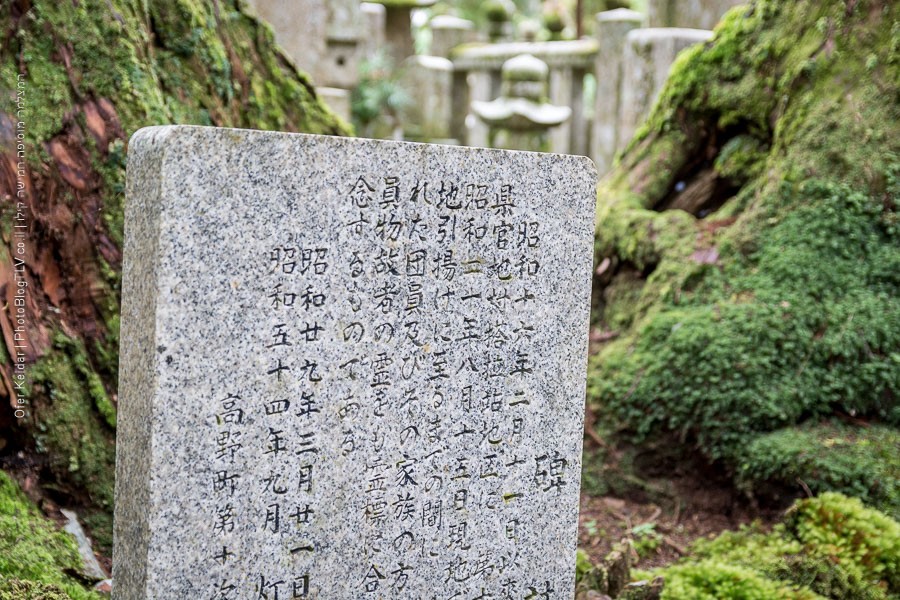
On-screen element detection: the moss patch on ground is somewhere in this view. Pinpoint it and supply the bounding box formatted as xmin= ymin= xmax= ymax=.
xmin=0 ymin=470 xmax=102 ymax=600
xmin=599 ymin=493 xmax=900 ymax=600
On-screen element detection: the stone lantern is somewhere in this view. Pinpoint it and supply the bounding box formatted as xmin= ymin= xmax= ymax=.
xmin=471 ymin=54 xmax=571 ymax=152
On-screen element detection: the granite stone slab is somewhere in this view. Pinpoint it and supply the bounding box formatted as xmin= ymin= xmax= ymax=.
xmin=113 ymin=126 xmax=596 ymax=600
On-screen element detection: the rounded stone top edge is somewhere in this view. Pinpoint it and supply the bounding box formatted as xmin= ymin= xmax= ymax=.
xmin=453 ymin=38 xmax=599 ymax=60
xmin=625 ymin=27 xmax=714 ymax=42
xmin=372 ymin=0 xmax=437 ymax=7
xmin=125 ymin=124 xmax=598 ymax=169
xmin=429 ymin=15 xmax=475 ymax=29
xmin=595 ymin=8 xmax=643 ymax=22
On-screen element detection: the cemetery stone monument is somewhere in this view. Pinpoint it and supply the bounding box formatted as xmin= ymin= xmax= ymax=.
xmin=112 ymin=126 xmax=596 ymax=599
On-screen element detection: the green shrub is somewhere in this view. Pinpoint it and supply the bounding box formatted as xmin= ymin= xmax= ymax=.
xmin=736 ymin=422 xmax=900 ymax=517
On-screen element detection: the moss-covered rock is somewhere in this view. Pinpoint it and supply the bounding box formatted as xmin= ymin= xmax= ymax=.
xmin=588 ymin=0 xmax=899 ymax=498
xmin=0 ymin=470 xmax=102 ymax=600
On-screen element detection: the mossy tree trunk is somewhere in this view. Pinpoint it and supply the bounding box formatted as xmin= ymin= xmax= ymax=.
xmin=589 ymin=0 xmax=898 ymax=506
xmin=0 ymin=0 xmax=349 ymax=553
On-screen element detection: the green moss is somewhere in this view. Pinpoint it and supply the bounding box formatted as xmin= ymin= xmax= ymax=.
xmin=0 ymin=471 xmax=103 ymax=600
xmin=737 ymin=422 xmax=900 ymax=517
xmin=609 ymin=494 xmax=900 ymax=600
xmin=29 ymin=332 xmax=116 ymax=511
xmin=660 ymin=561 xmax=825 ymax=600
xmin=786 ymin=493 xmax=900 ymax=593
xmin=589 ymin=0 xmax=900 ymax=483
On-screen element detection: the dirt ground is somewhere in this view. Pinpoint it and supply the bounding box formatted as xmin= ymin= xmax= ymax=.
xmin=577 ymin=468 xmax=783 ymax=570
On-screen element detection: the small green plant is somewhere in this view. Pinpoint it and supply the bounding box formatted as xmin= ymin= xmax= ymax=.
xmin=630 ymin=522 xmax=663 ymax=558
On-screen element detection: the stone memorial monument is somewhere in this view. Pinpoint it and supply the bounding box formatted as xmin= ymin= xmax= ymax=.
xmin=113 ymin=126 xmax=596 ymax=599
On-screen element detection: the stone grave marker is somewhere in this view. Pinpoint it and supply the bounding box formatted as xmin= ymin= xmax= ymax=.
xmin=113 ymin=126 xmax=596 ymax=599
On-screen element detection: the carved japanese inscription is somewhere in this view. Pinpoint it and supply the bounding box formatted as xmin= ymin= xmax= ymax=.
xmin=113 ymin=126 xmax=596 ymax=600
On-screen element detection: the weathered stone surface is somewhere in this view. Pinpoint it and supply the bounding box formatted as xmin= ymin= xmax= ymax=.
xmin=398 ymin=55 xmax=454 ymax=141
xmin=245 ymin=0 xmax=362 ymax=89
xmin=618 ymin=28 xmax=713 ymax=149
xmin=646 ymin=0 xmax=745 ymax=30
xmin=591 ymin=9 xmax=643 ymax=175
xmin=429 ymin=15 xmax=477 ymax=59
xmin=113 ymin=126 xmax=596 ymax=599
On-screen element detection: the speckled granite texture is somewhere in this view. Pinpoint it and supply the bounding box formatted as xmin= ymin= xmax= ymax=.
xmin=113 ymin=126 xmax=596 ymax=600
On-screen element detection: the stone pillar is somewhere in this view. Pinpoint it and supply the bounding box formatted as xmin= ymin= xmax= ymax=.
xmin=244 ymin=0 xmax=328 ymax=84
xmin=324 ymin=0 xmax=363 ymax=89
xmin=450 ymin=69 xmax=469 ymax=144
xmin=429 ymin=15 xmax=476 ymax=58
xmin=378 ymin=0 xmax=437 ymax=65
xmin=618 ymin=28 xmax=713 ymax=149
xmin=468 ymin=71 xmax=493 ymax=147
xmin=646 ymin=0 xmax=745 ymax=29
xmin=317 ymin=87 xmax=353 ymax=124
xmin=361 ymin=3 xmax=386 ymax=57
xmin=549 ymin=67 xmax=573 ymax=153
xmin=591 ymin=8 xmax=642 ymax=174
xmin=398 ymin=55 xmax=454 ymax=141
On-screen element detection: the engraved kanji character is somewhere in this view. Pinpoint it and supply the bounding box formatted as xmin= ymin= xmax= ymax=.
xmin=299 ymin=322 xmax=323 ymax=342
xmin=348 ymin=175 xmax=375 ymax=208
xmin=463 ymin=217 xmax=487 ymax=242
xmin=289 ymin=504 xmax=315 ymax=525
xmin=214 ymin=503 xmax=235 ymax=534
xmin=295 ymin=432 xmax=318 ymax=456
xmin=390 ymin=562 xmax=412 ymax=592
xmin=266 ymin=323 xmax=291 ymax=348
xmin=256 ymin=574 xmax=285 ymax=600
xmin=264 ymin=399 xmax=291 ymax=415
xmin=213 ymin=470 xmax=240 ymax=495
xmin=264 ymin=503 xmax=280 ymax=532
xmin=437 ymin=214 xmax=456 ymax=243
xmin=437 ymin=180 xmax=461 ymax=209
xmin=464 ymin=183 xmax=490 ymax=209
xmin=301 ymin=285 xmax=325 ymax=310
xmin=298 ymin=465 xmax=313 ymax=492
xmin=362 ymin=565 xmax=385 ymax=593
xmin=296 ymin=392 xmax=319 ymax=418
xmin=202 ymin=545 xmax=227 ymax=564
xmin=262 ymin=472 xmax=288 ymax=494
xmin=492 ymin=183 xmax=515 ymax=216
xmin=422 ymin=499 xmax=442 ymax=529
xmin=297 ymin=359 xmax=322 ymax=382
xmin=267 ymin=359 xmax=290 ymax=381
xmin=217 ymin=393 xmax=244 ymax=425
xmin=264 ymin=428 xmax=288 ymax=456
xmin=381 ymin=176 xmax=400 ymax=208
xmin=392 ymin=492 xmax=416 ymax=521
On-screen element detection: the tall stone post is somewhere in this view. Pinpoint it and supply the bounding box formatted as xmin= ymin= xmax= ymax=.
xmin=591 ymin=8 xmax=642 ymax=175
xmin=618 ymin=28 xmax=713 ymax=149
